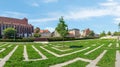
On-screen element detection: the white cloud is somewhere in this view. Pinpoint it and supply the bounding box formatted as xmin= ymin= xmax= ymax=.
xmin=31 ymin=2 xmax=39 ymax=7
xmin=29 ymin=17 xmax=58 ymax=23
xmin=45 ymin=27 xmax=55 ymax=32
xmin=29 ymin=0 xmax=120 ymax=25
xmin=114 ymin=18 xmax=120 ymax=24
xmin=44 ymin=0 xmax=58 ymax=3
xmin=65 ymin=8 xmax=110 ymax=20
xmin=0 ymin=11 xmax=27 ymax=18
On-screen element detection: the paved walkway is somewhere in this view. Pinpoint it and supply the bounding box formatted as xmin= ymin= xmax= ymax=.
xmin=86 ymin=50 xmax=107 ymax=67
xmin=50 ymin=57 xmax=92 ymax=67
xmin=108 ymin=43 xmax=112 ymax=47
xmin=116 ymin=43 xmax=119 ymax=48
xmin=0 ymin=48 xmax=6 ymax=53
xmin=0 ymin=45 xmax=18 ymax=67
xmin=115 ymin=50 xmax=120 ymax=67
xmin=32 ymin=45 xmax=47 ymax=60
xmin=23 ymin=45 xmax=29 ymax=61
xmin=0 ymin=44 xmax=8 ymax=48
xmin=40 ymin=46 xmax=90 ymax=57
xmin=84 ymin=44 xmax=104 ymax=55
xmin=23 ymin=45 xmax=47 ymax=61
xmin=7 ymin=45 xmax=12 ymax=48
xmin=51 ymin=47 xmax=72 ymax=52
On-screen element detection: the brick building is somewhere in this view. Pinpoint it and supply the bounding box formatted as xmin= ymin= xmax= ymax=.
xmin=81 ymin=28 xmax=91 ymax=37
xmin=0 ymin=16 xmax=34 ymax=38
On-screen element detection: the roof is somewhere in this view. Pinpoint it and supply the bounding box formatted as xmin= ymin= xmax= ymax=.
xmin=0 ymin=16 xmax=28 ymax=25
xmin=40 ymin=30 xmax=50 ymax=33
xmin=69 ymin=28 xmax=80 ymax=31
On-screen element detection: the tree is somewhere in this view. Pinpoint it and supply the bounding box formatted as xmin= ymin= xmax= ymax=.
xmin=107 ymin=31 xmax=111 ymax=35
xmin=3 ymin=27 xmax=16 ymax=39
xmin=88 ymin=30 xmax=95 ymax=37
xmin=34 ymin=27 xmax=41 ymax=38
xmin=113 ymin=31 xmax=120 ymax=36
xmin=35 ymin=27 xmax=40 ymax=33
xmin=34 ymin=33 xmax=41 ymax=37
xmin=100 ymin=31 xmax=106 ymax=37
xmin=56 ymin=16 xmax=68 ymax=46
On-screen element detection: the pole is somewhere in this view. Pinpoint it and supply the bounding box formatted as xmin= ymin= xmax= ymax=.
xmin=118 ymin=23 xmax=120 ymax=41
xmin=14 ymin=26 xmax=15 ymax=41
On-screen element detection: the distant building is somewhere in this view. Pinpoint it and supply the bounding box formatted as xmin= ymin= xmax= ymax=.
xmin=0 ymin=16 xmax=33 ymax=38
xmin=81 ymin=28 xmax=91 ymax=37
xmin=40 ymin=30 xmax=51 ymax=38
xmin=52 ymin=28 xmax=80 ymax=38
xmin=67 ymin=29 xmax=80 ymax=38
xmin=52 ymin=30 xmax=61 ymax=37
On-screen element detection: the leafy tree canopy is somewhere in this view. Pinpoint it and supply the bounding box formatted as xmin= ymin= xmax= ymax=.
xmin=3 ymin=27 xmax=16 ymax=38
xmin=56 ymin=16 xmax=68 ymax=38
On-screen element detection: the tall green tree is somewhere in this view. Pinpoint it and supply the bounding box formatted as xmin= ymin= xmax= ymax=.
xmin=3 ymin=27 xmax=16 ymax=39
xmin=56 ymin=16 xmax=68 ymax=45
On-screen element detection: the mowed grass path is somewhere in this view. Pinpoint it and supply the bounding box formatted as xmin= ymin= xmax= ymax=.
xmin=0 ymin=39 xmax=119 ymax=67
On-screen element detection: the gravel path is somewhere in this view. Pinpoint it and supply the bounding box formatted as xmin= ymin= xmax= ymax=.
xmin=40 ymin=46 xmax=90 ymax=57
xmin=50 ymin=57 xmax=92 ymax=67
xmin=0 ymin=45 xmax=18 ymax=67
xmin=86 ymin=50 xmax=107 ymax=67
xmin=115 ymin=50 xmax=120 ymax=67
xmin=84 ymin=44 xmax=104 ymax=55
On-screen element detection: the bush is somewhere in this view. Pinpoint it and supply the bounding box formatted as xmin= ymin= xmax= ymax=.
xmin=0 ymin=38 xmax=34 ymax=42
xmin=48 ymin=37 xmax=98 ymax=41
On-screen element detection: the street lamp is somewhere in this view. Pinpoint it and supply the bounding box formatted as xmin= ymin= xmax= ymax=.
xmin=14 ymin=26 xmax=16 ymax=41
xmin=118 ymin=23 xmax=120 ymax=41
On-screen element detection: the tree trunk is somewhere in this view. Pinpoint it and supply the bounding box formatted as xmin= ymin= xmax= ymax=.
xmin=63 ymin=37 xmax=64 ymax=48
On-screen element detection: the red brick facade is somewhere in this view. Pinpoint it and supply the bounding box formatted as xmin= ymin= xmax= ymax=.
xmin=0 ymin=17 xmax=33 ymax=37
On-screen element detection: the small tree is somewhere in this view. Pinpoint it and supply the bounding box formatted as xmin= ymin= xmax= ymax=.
xmin=3 ymin=28 xmax=16 ymax=39
xmin=34 ymin=27 xmax=41 ymax=38
xmin=35 ymin=27 xmax=40 ymax=33
xmin=100 ymin=31 xmax=106 ymax=37
xmin=107 ymin=31 xmax=111 ymax=35
xmin=88 ymin=30 xmax=95 ymax=37
xmin=56 ymin=16 xmax=68 ymax=46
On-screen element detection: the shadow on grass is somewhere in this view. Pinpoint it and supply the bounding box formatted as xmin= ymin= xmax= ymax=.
xmin=69 ymin=45 xmax=83 ymax=48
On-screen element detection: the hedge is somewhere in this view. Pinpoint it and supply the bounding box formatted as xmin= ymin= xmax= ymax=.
xmin=48 ymin=37 xmax=98 ymax=41
xmin=0 ymin=38 xmax=34 ymax=42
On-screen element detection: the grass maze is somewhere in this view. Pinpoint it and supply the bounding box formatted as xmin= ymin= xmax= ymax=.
xmin=0 ymin=39 xmax=119 ymax=67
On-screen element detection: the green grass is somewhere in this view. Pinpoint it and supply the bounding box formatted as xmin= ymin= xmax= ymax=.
xmin=64 ymin=60 xmax=89 ymax=67
xmin=0 ymin=45 xmax=15 ymax=58
xmin=97 ymin=49 xmax=116 ymax=67
xmin=26 ymin=45 xmax=42 ymax=59
xmin=0 ymin=39 xmax=117 ymax=67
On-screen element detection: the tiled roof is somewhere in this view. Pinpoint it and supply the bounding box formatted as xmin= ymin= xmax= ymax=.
xmin=0 ymin=16 xmax=28 ymax=24
xmin=40 ymin=30 xmax=50 ymax=33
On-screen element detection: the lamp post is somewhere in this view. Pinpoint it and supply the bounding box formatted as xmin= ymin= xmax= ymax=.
xmin=14 ymin=26 xmax=15 ymax=41
xmin=118 ymin=23 xmax=120 ymax=41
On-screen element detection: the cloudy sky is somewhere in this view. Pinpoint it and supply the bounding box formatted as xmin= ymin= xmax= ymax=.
xmin=0 ymin=0 xmax=120 ymax=33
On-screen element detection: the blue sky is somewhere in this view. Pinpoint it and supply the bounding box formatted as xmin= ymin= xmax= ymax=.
xmin=0 ymin=0 xmax=120 ymax=34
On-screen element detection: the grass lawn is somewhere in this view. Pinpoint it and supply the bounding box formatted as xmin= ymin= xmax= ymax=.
xmin=0 ymin=39 xmax=118 ymax=67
